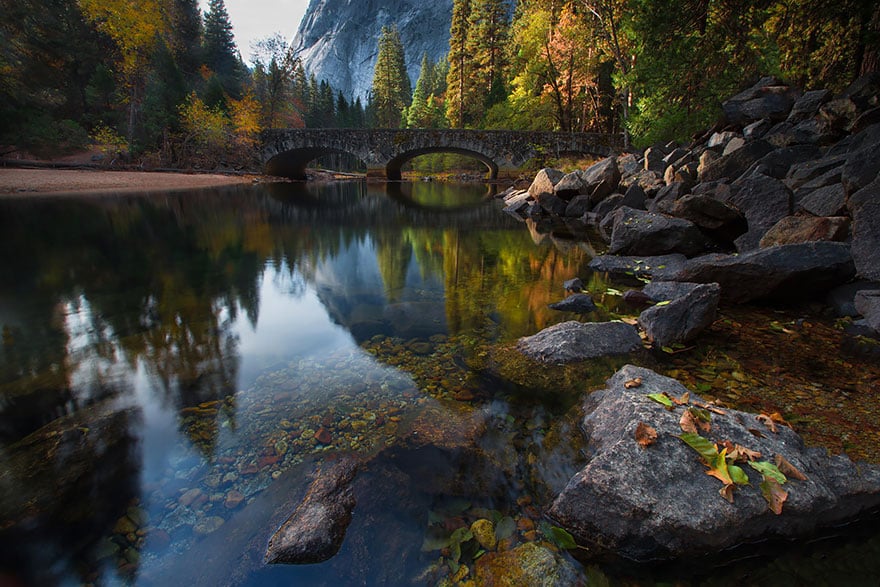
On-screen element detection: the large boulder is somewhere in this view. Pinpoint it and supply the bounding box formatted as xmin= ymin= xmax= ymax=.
xmin=758 ymin=216 xmax=850 ymax=248
xmin=849 ymin=179 xmax=880 ymax=280
xmin=699 ymin=140 xmax=774 ymax=183
xmin=796 ymin=183 xmax=847 ymax=217
xmin=474 ymin=542 xmax=581 ymax=586
xmin=553 ymin=171 xmax=586 ymax=200
xmin=786 ymin=89 xmax=832 ymax=123
xmin=517 ymin=321 xmax=642 ymax=364
xmin=582 ymin=156 xmax=621 ymax=203
xmin=638 ymin=282 xmax=721 ymax=346
xmin=547 ymin=365 xmax=880 ymax=562
xmin=666 ymin=242 xmax=856 ymax=303
xmin=841 ymin=123 xmax=880 ymax=196
xmin=609 ymin=207 xmax=713 ymax=257
xmin=528 ymin=168 xmax=565 ymax=199
xmin=727 ymin=173 xmax=794 ymax=237
xmin=670 ymin=194 xmax=748 ymax=244
xmin=722 ymin=77 xmax=800 ymax=125
xmin=265 ymin=455 xmax=360 ymax=564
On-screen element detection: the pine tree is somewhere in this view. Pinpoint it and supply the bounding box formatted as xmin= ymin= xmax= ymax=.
xmin=170 ymin=0 xmax=202 ymax=80
xmin=407 ymin=53 xmax=432 ymax=127
xmin=203 ymin=0 xmax=241 ymax=96
xmin=446 ymin=0 xmax=472 ymax=127
xmin=370 ymin=25 xmax=411 ymax=128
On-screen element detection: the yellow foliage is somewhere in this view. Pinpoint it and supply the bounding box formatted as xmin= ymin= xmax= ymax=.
xmin=229 ymin=92 xmax=262 ymax=147
xmin=78 ymin=0 xmax=168 ymax=76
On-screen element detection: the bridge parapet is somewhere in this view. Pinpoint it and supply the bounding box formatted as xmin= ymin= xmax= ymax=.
xmin=261 ymin=128 xmax=624 ymax=180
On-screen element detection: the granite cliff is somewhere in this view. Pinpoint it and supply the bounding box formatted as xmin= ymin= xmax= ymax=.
xmin=291 ymin=0 xmax=453 ymax=100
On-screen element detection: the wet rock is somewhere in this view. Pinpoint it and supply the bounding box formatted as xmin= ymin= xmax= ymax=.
xmin=517 ymin=321 xmax=642 ymax=365
xmin=854 ymin=290 xmax=880 ymax=333
xmin=563 ymin=278 xmax=584 ymax=292
xmin=588 ymin=254 xmax=687 ymax=280
xmin=638 ymin=282 xmax=720 ymax=346
xmin=759 ymin=216 xmax=850 ymax=248
xmin=622 ymin=289 xmax=653 ymax=308
xmin=564 ymin=194 xmax=592 ymax=217
xmin=470 ymin=518 xmax=496 ymax=551
xmin=474 ymin=542 xmax=581 ymax=586
xmin=314 ymin=427 xmax=332 ymax=445
xmin=666 ymin=242 xmax=856 ymax=303
xmin=536 ymin=193 xmax=569 ymax=217
xmin=224 ymin=490 xmax=245 ymax=509
xmin=193 ymin=516 xmax=225 ymax=536
xmin=609 ymin=207 xmax=713 ymax=257
xmin=547 ymin=365 xmax=880 ymax=562
xmin=722 ymin=77 xmax=800 ymax=125
xmin=265 ymin=455 xmax=360 ymax=564
xmin=548 ymin=293 xmax=597 ymax=314
xmin=179 ymin=488 xmax=203 ymax=508
xmin=113 ymin=515 xmax=138 ymax=535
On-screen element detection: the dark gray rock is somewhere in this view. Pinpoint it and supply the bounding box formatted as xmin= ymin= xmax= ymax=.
xmin=547 ymin=365 xmax=880 ymax=563
xmin=842 ymin=72 xmax=880 ymax=108
xmin=563 ymin=277 xmax=584 ymax=292
xmin=722 ymin=77 xmax=800 ymax=125
xmin=785 ymin=154 xmax=846 ymax=190
xmin=699 ymin=140 xmax=774 ymax=183
xmin=582 ymin=157 xmax=621 ymax=203
xmin=548 ymin=293 xmax=598 ymax=314
xmin=759 ymin=215 xmax=850 ymax=248
xmin=743 ymin=119 xmax=772 ymax=140
xmin=826 ymin=281 xmax=880 ymax=317
xmin=670 ymin=194 xmax=748 ymax=244
xmin=638 ymin=282 xmax=720 ymax=345
xmin=620 ymin=183 xmax=647 ymax=210
xmin=266 ymin=455 xmax=360 ymax=564
xmin=536 ymin=193 xmax=569 ymax=217
xmin=528 ymin=168 xmax=565 ymax=198
xmin=666 ymin=242 xmax=856 ymax=303
xmin=849 ymin=181 xmax=880 ymax=280
xmin=855 ymin=290 xmax=880 ymax=332
xmin=517 ymin=321 xmax=642 ymax=364
xmin=751 ymin=145 xmax=822 ymax=179
xmin=564 ymin=194 xmax=592 ymax=217
xmin=842 ymin=143 xmax=880 ymax=197
xmin=648 ymin=182 xmax=689 ymax=213
xmin=727 ymin=173 xmax=793 ymax=235
xmin=787 ymin=89 xmax=832 ymax=123
xmin=617 ymin=153 xmax=642 ymax=180
xmin=592 ymin=193 xmax=624 ymax=219
xmin=609 ymin=207 xmax=713 ymax=257
xmin=642 ymin=280 xmax=703 ymax=302
xmin=644 ymin=145 xmax=669 ymax=174
xmin=554 ymin=171 xmax=586 ymax=199
xmin=588 ymin=254 xmax=687 ymax=280
xmin=707 ymin=131 xmax=739 ymax=150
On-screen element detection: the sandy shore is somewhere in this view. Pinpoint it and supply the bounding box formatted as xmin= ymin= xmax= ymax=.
xmin=0 ymin=168 xmax=256 ymax=196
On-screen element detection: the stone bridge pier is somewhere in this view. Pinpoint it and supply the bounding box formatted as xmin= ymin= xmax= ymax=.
xmin=260 ymin=129 xmax=623 ymax=180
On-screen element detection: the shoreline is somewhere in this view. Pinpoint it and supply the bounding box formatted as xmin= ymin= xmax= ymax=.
xmin=0 ymin=167 xmax=259 ymax=197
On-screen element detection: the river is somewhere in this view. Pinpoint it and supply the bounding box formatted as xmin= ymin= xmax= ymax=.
xmin=1 ymin=181 xmax=879 ymax=585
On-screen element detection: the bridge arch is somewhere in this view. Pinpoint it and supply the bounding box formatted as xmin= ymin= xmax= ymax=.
xmin=265 ymin=147 xmax=365 ymax=180
xmin=386 ymin=147 xmax=498 ymax=181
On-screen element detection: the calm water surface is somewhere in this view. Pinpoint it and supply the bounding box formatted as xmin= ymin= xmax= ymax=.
xmin=1 ymin=181 xmax=879 ymax=586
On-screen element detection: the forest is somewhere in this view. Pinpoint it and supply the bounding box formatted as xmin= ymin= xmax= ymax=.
xmin=1 ymin=0 xmax=878 ymax=168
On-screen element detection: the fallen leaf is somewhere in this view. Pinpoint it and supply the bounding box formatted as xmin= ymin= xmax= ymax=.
xmin=757 ymin=414 xmax=778 ymax=433
xmin=769 ymin=412 xmax=792 ymax=429
xmin=679 ymin=410 xmax=699 ymax=435
xmin=647 ymin=393 xmax=675 ymax=410
xmin=749 ymin=460 xmax=787 ymax=484
xmin=775 ymin=455 xmax=807 ymax=481
xmin=635 ymin=422 xmax=658 ymax=448
xmin=760 ymin=478 xmax=788 ymax=515
xmin=727 ymin=443 xmax=762 ymax=462
xmin=624 ymin=377 xmax=643 ymax=389
xmin=719 ymin=483 xmax=735 ymax=503
xmin=748 ymin=428 xmax=765 ymax=438
xmin=672 ymin=391 xmax=690 ymax=406
xmin=621 ymin=317 xmax=639 ymax=325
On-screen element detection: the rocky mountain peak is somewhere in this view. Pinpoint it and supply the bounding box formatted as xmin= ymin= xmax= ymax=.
xmin=291 ymin=0 xmax=453 ymax=100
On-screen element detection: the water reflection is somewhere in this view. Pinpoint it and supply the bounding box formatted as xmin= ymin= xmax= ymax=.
xmin=0 ymin=181 xmax=593 ymax=585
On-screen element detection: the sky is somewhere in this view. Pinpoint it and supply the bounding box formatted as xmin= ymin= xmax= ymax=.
xmin=200 ymin=0 xmax=311 ymax=64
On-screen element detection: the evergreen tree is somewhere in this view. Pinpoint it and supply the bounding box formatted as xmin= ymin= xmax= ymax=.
xmin=467 ymin=0 xmax=509 ymax=111
xmin=170 ymin=0 xmax=202 ymax=80
xmin=446 ymin=0 xmax=472 ymax=127
xmin=408 ymin=54 xmax=448 ymax=128
xmin=370 ymin=25 xmax=411 ymax=128
xmin=203 ymin=0 xmax=241 ymax=97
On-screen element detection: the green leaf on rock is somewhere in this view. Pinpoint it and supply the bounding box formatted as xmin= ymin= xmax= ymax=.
xmin=678 ymin=432 xmax=718 ymax=461
xmin=729 ymin=464 xmax=750 ymax=485
xmin=647 ymin=393 xmax=675 ymax=409
xmin=749 ymin=461 xmax=787 ymax=484
xmin=654 ymin=300 xmax=671 ymax=307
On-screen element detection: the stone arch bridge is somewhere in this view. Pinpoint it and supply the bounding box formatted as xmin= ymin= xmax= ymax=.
xmin=261 ymin=129 xmax=623 ymax=180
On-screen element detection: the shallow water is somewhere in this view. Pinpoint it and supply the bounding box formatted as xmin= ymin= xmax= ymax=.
xmin=0 ymin=180 xmax=879 ymax=586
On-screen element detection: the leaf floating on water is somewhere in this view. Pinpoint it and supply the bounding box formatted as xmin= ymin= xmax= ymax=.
xmin=624 ymin=377 xmax=643 ymax=389
xmin=775 ymin=455 xmax=808 ymax=481
xmin=635 ymin=422 xmax=658 ymax=448
xmin=749 ymin=461 xmax=787 ymax=484
xmin=647 ymin=393 xmax=675 ymax=409
xmin=760 ymin=478 xmax=788 ymax=514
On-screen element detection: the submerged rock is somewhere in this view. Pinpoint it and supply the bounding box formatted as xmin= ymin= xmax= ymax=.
xmin=517 ymin=321 xmax=642 ymax=365
xmin=474 ymin=542 xmax=581 ymax=586
xmin=547 ymin=365 xmax=880 ymax=562
xmin=265 ymin=455 xmax=360 ymax=564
